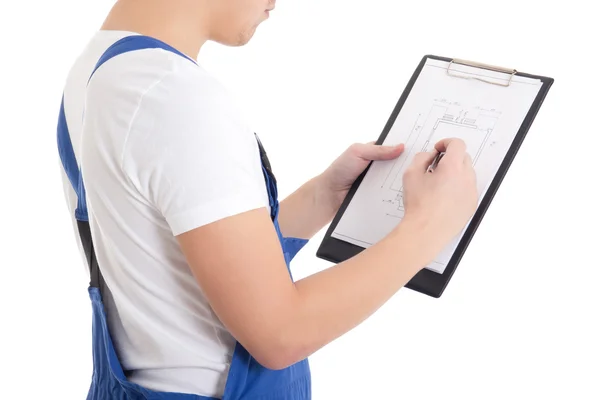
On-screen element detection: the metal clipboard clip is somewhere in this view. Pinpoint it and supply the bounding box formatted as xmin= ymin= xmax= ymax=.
xmin=447 ymin=58 xmax=517 ymax=87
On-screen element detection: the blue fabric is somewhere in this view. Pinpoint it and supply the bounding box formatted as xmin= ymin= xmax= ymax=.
xmin=87 ymin=287 xmax=214 ymax=400
xmin=57 ymin=97 xmax=88 ymax=221
xmin=89 ymin=35 xmax=197 ymax=84
xmin=57 ymin=34 xmax=311 ymax=399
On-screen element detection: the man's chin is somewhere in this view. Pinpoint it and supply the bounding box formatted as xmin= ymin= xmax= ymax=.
xmin=236 ymin=26 xmax=259 ymax=46
xmin=214 ymin=30 xmax=256 ymax=47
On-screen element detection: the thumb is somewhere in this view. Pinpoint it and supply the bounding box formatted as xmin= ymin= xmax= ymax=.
xmin=353 ymin=142 xmax=405 ymax=161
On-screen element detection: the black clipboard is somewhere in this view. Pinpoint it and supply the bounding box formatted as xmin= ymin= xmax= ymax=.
xmin=316 ymin=54 xmax=554 ymax=298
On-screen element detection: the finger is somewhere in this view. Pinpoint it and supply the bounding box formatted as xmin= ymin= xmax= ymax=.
xmin=352 ymin=142 xmax=405 ymax=161
xmin=433 ymin=138 xmax=454 ymax=152
xmin=434 ymin=137 xmax=467 ymax=155
xmin=434 ymin=138 xmax=467 ymax=165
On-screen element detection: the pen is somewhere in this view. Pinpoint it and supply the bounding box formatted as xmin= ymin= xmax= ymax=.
xmin=426 ymin=151 xmax=445 ymax=173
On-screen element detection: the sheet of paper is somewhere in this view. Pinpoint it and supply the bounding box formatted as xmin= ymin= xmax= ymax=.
xmin=331 ymin=58 xmax=543 ymax=274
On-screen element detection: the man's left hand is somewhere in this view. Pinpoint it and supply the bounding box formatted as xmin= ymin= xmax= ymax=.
xmin=319 ymin=142 xmax=405 ymax=210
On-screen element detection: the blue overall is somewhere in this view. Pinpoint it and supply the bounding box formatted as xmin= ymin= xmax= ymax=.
xmin=57 ymin=35 xmax=311 ymax=400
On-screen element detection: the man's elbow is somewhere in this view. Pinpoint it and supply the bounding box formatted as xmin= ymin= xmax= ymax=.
xmin=246 ymin=333 xmax=311 ymax=370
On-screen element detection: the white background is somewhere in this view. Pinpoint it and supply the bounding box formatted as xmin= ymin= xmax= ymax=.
xmin=1 ymin=1 xmax=598 ymax=399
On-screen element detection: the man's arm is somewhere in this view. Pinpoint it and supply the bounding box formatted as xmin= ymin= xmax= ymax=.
xmin=177 ymin=206 xmax=434 ymax=370
xmin=177 ymin=139 xmax=479 ymax=370
xmin=276 ymin=173 xmax=340 ymax=240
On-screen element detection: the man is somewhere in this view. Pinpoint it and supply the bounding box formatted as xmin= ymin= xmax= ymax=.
xmin=57 ymin=0 xmax=478 ymax=399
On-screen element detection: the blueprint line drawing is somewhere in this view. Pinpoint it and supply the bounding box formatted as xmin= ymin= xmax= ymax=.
xmin=381 ymin=99 xmax=500 ymax=214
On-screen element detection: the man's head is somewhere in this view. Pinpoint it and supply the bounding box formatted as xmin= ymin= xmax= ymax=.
xmin=207 ymin=0 xmax=276 ymax=46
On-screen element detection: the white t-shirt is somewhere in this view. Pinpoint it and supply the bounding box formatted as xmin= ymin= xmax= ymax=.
xmin=60 ymin=30 xmax=270 ymax=397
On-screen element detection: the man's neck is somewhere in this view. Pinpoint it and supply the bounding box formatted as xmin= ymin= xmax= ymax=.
xmin=100 ymin=0 xmax=210 ymax=60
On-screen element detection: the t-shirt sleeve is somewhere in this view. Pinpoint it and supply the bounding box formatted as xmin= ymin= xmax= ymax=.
xmin=122 ymin=73 xmax=269 ymax=236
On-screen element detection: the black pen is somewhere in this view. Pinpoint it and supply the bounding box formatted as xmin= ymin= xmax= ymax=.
xmin=427 ymin=151 xmax=445 ymax=173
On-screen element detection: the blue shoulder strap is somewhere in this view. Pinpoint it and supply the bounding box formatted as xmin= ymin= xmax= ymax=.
xmin=58 ymin=35 xmax=196 ymax=221
xmin=57 ymin=35 xmax=196 ymax=286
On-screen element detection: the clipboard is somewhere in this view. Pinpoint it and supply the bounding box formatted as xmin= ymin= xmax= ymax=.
xmin=316 ymin=54 xmax=554 ymax=298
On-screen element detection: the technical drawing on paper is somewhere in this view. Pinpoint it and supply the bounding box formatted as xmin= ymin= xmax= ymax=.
xmin=380 ymin=99 xmax=500 ymax=217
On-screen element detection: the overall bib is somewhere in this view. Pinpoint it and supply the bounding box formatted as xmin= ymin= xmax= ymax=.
xmin=57 ymin=35 xmax=311 ymax=400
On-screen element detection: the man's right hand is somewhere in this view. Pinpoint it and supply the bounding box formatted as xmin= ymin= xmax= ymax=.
xmin=400 ymin=138 xmax=479 ymax=257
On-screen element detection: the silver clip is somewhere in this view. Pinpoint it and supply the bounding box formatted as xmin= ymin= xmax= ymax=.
xmin=447 ymin=58 xmax=517 ymax=87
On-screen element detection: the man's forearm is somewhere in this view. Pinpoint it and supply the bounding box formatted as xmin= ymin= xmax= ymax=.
xmin=277 ymin=174 xmax=340 ymax=239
